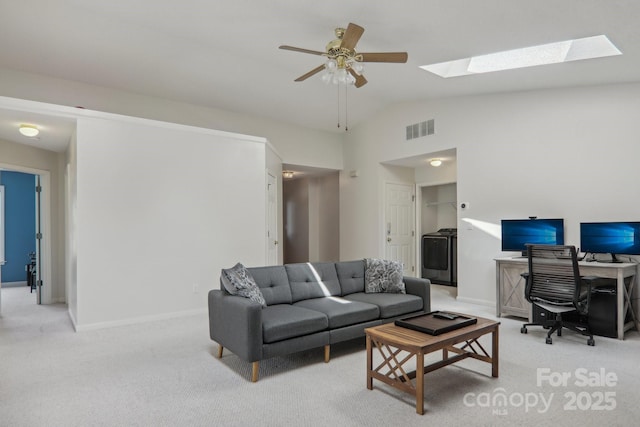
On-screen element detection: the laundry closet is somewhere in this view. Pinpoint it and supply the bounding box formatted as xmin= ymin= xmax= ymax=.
xmin=420 ymin=183 xmax=457 ymax=286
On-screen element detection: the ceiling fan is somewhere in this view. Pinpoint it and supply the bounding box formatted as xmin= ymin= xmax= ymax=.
xmin=279 ymin=23 xmax=408 ymax=88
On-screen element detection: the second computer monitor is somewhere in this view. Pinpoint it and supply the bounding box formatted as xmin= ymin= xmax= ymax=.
xmin=580 ymin=222 xmax=640 ymax=258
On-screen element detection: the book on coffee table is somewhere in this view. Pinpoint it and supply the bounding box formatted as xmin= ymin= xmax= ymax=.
xmin=395 ymin=311 xmax=477 ymax=335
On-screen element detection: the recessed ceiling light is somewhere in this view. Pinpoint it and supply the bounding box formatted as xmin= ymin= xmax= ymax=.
xmin=429 ymin=159 xmax=442 ymax=167
xmin=19 ymin=124 xmax=40 ymax=137
xmin=420 ymin=35 xmax=622 ymax=78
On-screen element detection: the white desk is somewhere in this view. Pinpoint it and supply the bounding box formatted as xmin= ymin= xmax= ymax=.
xmin=495 ymin=257 xmax=638 ymax=340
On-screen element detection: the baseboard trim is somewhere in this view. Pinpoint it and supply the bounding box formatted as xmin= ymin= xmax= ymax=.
xmin=2 ymin=281 xmax=28 ymax=288
xmin=456 ymin=296 xmax=494 ymax=307
xmin=73 ymin=308 xmax=207 ymax=332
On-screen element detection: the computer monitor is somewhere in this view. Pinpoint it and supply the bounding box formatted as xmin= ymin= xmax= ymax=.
xmin=580 ymin=221 xmax=640 ymax=262
xmin=501 ymin=218 xmax=565 ymax=254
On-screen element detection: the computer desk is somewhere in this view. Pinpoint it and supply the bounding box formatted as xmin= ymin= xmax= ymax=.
xmin=495 ymin=257 xmax=638 ymax=340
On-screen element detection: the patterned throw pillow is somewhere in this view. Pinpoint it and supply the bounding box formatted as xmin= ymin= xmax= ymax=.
xmin=220 ymin=263 xmax=266 ymax=307
xmin=364 ymin=258 xmax=406 ymax=294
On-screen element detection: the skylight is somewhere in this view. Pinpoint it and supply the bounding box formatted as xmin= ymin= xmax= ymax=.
xmin=420 ymin=35 xmax=621 ymax=78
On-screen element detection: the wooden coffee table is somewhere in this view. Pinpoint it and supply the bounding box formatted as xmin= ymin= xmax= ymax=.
xmin=365 ymin=313 xmax=500 ymax=415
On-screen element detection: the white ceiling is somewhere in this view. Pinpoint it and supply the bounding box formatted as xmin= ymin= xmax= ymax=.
xmin=1 ymin=0 xmax=639 ymax=154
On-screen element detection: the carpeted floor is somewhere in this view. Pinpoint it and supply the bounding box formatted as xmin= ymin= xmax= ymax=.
xmin=1 ymin=284 xmax=639 ymax=426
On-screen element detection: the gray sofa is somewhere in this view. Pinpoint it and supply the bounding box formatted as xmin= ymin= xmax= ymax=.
xmin=208 ymin=259 xmax=431 ymax=381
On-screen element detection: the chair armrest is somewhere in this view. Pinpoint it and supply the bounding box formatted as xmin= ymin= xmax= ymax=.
xmin=403 ymin=276 xmax=431 ymax=312
xmin=576 ymin=275 xmax=599 ymax=314
xmin=520 ymin=272 xmax=533 ymax=303
xmin=208 ymin=289 xmax=263 ymax=362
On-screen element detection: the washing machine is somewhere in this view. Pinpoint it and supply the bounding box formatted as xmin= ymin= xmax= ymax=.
xmin=422 ymin=228 xmax=457 ymax=286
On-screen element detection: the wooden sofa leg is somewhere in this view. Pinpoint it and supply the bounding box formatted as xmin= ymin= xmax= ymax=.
xmin=217 ymin=345 xmax=224 ymax=358
xmin=252 ymin=361 xmax=259 ymax=382
xmin=324 ymin=344 xmax=330 ymax=363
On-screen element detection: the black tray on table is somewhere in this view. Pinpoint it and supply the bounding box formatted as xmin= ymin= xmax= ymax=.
xmin=394 ymin=311 xmax=477 ymax=335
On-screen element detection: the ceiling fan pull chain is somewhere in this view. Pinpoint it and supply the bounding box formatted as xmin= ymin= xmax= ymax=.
xmin=345 ymin=85 xmax=348 ymax=131
xmin=337 ymin=84 xmax=341 ymax=129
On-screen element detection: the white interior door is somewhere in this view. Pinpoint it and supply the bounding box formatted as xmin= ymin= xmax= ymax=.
xmin=384 ymin=182 xmax=415 ymax=275
xmin=35 ymin=175 xmax=42 ymax=304
xmin=266 ymin=171 xmax=278 ymax=265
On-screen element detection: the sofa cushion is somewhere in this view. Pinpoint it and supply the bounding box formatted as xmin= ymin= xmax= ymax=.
xmin=286 ymin=262 xmax=342 ymax=303
xmin=343 ymin=292 xmax=423 ymax=319
xmin=364 ymin=258 xmax=406 ymax=294
xmin=247 ymin=266 xmax=292 ymax=306
xmin=261 ymin=305 xmax=329 ymax=344
xmin=294 ymin=297 xmax=380 ymax=329
xmin=335 ymin=260 xmax=366 ymax=296
xmin=220 ymin=263 xmax=266 ymax=307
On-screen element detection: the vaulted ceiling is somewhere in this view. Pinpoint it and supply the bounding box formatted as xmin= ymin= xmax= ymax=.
xmin=1 ymin=0 xmax=639 ymax=150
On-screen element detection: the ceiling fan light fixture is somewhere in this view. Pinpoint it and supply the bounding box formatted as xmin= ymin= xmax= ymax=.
xmin=19 ymin=124 xmax=40 ymax=137
xmin=326 ymin=59 xmax=338 ymax=71
xmin=280 ymin=23 xmax=407 ymax=130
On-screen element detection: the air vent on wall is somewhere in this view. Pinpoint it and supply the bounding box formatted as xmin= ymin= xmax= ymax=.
xmin=406 ymin=119 xmax=435 ymax=140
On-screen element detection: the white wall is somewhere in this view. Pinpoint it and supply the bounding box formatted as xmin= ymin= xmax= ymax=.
xmin=342 ymin=83 xmax=640 ymax=307
xmin=309 ymin=173 xmax=340 ymax=262
xmin=65 ymin=132 xmax=78 ymax=322
xmin=72 ymin=116 xmax=267 ymax=328
xmin=0 ymin=67 xmax=344 ymax=171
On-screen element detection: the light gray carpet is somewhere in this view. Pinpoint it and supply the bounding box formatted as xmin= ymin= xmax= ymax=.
xmin=1 ymin=284 xmax=639 ymax=426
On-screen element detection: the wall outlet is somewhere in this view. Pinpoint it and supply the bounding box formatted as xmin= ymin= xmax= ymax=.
xmin=192 ymin=283 xmax=199 ymax=293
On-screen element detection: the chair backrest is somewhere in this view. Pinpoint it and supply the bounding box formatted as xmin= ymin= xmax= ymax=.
xmin=525 ymin=244 xmax=582 ymax=306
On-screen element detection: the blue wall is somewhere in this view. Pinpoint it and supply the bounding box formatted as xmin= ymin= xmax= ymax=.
xmin=0 ymin=171 xmax=36 ymax=283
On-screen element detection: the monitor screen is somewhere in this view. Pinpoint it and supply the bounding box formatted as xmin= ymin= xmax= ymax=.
xmin=501 ymin=218 xmax=565 ymax=252
xmin=580 ymin=222 xmax=640 ymax=256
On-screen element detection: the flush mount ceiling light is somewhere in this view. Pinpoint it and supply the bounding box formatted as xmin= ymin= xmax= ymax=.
xmin=282 ymin=171 xmax=294 ymax=179
xmin=420 ymin=35 xmax=621 ymax=78
xmin=19 ymin=124 xmax=40 ymax=137
xmin=429 ymin=159 xmax=443 ymax=167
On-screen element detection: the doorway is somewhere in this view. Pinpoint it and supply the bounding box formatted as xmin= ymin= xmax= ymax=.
xmin=282 ymin=166 xmax=339 ymax=264
xmin=0 ymin=165 xmax=51 ymax=314
xmin=418 ymin=182 xmax=457 ymax=286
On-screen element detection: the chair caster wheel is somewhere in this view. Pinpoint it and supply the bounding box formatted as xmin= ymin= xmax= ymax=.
xmin=587 ymin=338 xmax=595 ymax=346
xmin=546 ymin=337 xmax=553 ymax=344
xmin=520 ymin=327 xmax=527 ymax=334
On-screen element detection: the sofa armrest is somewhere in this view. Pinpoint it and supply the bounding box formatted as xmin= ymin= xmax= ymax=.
xmin=403 ymin=276 xmax=431 ymax=312
xmin=208 ymin=289 xmax=263 ymax=362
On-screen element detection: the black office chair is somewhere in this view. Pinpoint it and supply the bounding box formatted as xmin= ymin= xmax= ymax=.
xmin=520 ymin=244 xmax=596 ymax=346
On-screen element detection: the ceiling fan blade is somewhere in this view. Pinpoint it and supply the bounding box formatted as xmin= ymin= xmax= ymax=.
xmin=340 ymin=23 xmax=365 ymax=50
xmin=359 ymin=52 xmax=408 ymax=63
xmin=279 ymin=45 xmax=326 ymax=56
xmin=294 ymin=64 xmax=326 ymax=82
xmin=348 ymin=68 xmax=368 ymax=88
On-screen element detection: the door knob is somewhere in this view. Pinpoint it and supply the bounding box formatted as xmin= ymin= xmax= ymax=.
xmin=387 ymin=237 xmax=392 ymax=242
xmin=274 ymin=240 xmax=279 ymax=245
